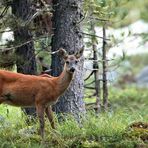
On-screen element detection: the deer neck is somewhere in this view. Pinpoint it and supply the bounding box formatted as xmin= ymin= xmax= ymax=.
xmin=56 ymin=65 xmax=74 ymax=96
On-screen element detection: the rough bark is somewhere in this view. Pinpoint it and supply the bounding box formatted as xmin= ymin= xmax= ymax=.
xmin=12 ymin=0 xmax=37 ymax=117
xmin=51 ymin=0 xmax=86 ymax=120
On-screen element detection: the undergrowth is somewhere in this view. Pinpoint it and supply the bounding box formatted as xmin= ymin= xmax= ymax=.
xmin=0 ymin=87 xmax=147 ymax=148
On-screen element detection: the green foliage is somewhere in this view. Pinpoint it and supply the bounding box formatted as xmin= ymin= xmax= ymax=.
xmin=84 ymin=0 xmax=148 ymax=28
xmin=0 ymin=87 xmax=147 ymax=147
xmin=109 ymin=87 xmax=148 ymax=115
xmin=84 ymin=0 xmax=130 ymax=27
xmin=127 ymin=53 xmax=148 ymax=74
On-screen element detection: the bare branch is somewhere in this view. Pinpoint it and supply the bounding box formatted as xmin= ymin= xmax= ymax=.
xmin=0 ymin=5 xmax=9 ymax=19
xmin=23 ymin=7 xmax=52 ymax=26
xmin=84 ymin=67 xmax=99 ymax=71
xmin=84 ymin=70 xmax=94 ymax=81
xmin=80 ymin=31 xmax=110 ymax=40
xmin=84 ymin=86 xmax=95 ymax=89
xmin=0 ymin=34 xmax=52 ymax=52
xmin=88 ymin=16 xmax=110 ymax=22
xmin=85 ymin=58 xmax=115 ymax=62
xmin=85 ymin=80 xmax=95 ymax=86
xmin=0 ymin=40 xmax=32 ymax=52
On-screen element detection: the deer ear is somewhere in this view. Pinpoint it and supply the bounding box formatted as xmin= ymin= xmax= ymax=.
xmin=58 ymin=48 xmax=68 ymax=59
xmin=75 ymin=46 xmax=84 ymax=59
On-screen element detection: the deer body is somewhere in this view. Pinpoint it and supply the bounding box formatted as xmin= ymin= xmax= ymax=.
xmin=1 ymin=71 xmax=54 ymax=106
xmin=0 ymin=47 xmax=84 ymax=138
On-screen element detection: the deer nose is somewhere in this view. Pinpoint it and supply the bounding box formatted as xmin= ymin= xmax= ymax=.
xmin=70 ymin=67 xmax=75 ymax=72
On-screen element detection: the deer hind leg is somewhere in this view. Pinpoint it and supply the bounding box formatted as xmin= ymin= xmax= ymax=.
xmin=36 ymin=104 xmax=45 ymax=138
xmin=45 ymin=106 xmax=55 ymax=129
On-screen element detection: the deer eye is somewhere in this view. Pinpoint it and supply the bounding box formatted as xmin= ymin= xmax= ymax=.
xmin=66 ymin=61 xmax=69 ymax=64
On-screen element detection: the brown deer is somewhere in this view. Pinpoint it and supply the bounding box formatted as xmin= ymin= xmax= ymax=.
xmin=0 ymin=47 xmax=84 ymax=138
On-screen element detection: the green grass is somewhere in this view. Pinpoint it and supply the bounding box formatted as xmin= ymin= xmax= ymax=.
xmin=0 ymin=86 xmax=148 ymax=148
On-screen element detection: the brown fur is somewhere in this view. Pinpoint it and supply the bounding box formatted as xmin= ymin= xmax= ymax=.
xmin=0 ymin=47 xmax=84 ymax=138
xmin=39 ymin=73 xmax=53 ymax=78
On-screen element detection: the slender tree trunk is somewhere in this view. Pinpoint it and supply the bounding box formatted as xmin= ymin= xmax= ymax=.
xmin=93 ymin=46 xmax=101 ymax=113
xmin=12 ymin=0 xmax=37 ymax=117
xmin=102 ymin=25 xmax=108 ymax=110
xmin=90 ymin=19 xmax=101 ymax=113
xmin=51 ymin=0 xmax=86 ymax=120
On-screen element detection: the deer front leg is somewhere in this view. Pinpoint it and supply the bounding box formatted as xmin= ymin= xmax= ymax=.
xmin=36 ymin=104 xmax=45 ymax=138
xmin=45 ymin=106 xmax=55 ymax=129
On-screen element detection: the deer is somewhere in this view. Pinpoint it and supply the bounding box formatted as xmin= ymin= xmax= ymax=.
xmin=0 ymin=47 xmax=84 ymax=138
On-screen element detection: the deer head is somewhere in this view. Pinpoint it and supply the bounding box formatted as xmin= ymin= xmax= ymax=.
xmin=59 ymin=47 xmax=84 ymax=74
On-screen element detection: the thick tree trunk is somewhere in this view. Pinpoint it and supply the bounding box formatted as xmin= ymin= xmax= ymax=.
xmin=51 ymin=0 xmax=86 ymax=120
xmin=12 ymin=0 xmax=37 ymax=117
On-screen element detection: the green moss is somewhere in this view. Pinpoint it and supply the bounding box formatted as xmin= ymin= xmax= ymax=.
xmin=124 ymin=122 xmax=148 ymax=142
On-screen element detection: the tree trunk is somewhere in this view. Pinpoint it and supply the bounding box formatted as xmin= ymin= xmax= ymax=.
xmin=12 ymin=0 xmax=37 ymax=117
xmin=90 ymin=17 xmax=101 ymax=113
xmin=102 ymin=25 xmax=108 ymax=111
xmin=51 ymin=0 xmax=86 ymax=120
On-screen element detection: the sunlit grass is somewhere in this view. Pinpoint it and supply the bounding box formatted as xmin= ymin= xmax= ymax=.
xmin=0 ymin=86 xmax=147 ymax=147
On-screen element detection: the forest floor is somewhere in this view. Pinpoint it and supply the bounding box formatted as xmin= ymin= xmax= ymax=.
xmin=0 ymin=86 xmax=147 ymax=148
